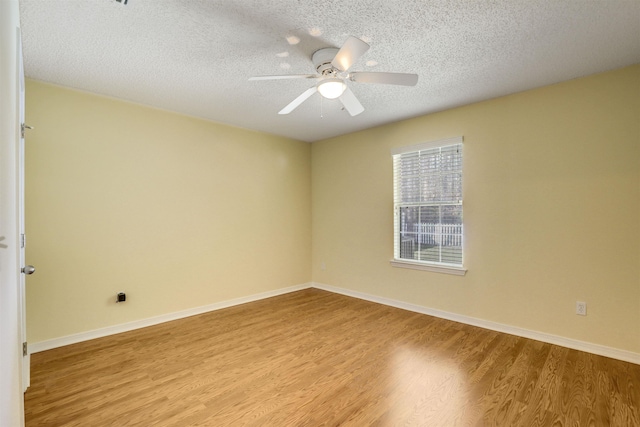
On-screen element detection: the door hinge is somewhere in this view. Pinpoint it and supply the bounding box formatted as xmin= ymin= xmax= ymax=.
xmin=20 ymin=234 xmax=25 ymax=249
xmin=23 ymin=342 xmax=28 ymax=356
xmin=21 ymin=123 xmax=33 ymax=138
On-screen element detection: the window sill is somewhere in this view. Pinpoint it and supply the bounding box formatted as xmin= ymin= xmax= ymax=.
xmin=390 ymin=259 xmax=467 ymax=276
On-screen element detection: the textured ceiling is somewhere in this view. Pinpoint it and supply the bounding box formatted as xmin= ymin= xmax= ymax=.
xmin=19 ymin=0 xmax=640 ymax=142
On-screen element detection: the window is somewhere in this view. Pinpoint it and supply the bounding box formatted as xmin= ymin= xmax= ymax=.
xmin=391 ymin=137 xmax=465 ymax=275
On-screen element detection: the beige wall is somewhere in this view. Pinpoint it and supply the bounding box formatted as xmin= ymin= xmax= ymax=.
xmin=26 ymin=65 xmax=640 ymax=355
xmin=312 ymin=65 xmax=640 ymax=353
xmin=25 ymin=81 xmax=311 ymax=343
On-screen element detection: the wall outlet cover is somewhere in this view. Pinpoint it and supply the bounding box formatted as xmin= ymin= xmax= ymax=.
xmin=576 ymin=301 xmax=587 ymax=316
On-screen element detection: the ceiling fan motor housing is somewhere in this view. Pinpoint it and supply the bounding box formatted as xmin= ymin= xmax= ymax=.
xmin=312 ymin=48 xmax=340 ymax=76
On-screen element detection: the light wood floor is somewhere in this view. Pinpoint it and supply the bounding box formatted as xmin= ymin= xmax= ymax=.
xmin=25 ymin=289 xmax=640 ymax=426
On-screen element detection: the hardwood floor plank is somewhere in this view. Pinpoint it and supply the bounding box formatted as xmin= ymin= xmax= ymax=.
xmin=24 ymin=289 xmax=640 ymax=426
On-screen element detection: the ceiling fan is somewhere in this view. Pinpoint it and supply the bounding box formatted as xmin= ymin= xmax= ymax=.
xmin=249 ymin=36 xmax=418 ymax=116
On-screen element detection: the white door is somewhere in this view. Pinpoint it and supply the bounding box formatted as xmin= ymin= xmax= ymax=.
xmin=17 ymin=32 xmax=33 ymax=392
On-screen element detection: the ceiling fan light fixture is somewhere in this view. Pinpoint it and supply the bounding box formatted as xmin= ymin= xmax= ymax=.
xmin=317 ymin=78 xmax=346 ymax=99
xmin=251 ymin=36 xmax=417 ymax=116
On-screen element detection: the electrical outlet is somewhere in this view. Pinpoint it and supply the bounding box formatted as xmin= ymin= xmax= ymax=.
xmin=320 ymin=261 xmax=326 ymax=271
xmin=576 ymin=301 xmax=587 ymax=316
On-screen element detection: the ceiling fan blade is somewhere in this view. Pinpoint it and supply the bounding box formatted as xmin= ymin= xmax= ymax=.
xmin=339 ymin=87 xmax=364 ymax=116
xmin=331 ymin=36 xmax=370 ymax=72
xmin=249 ymin=74 xmax=318 ymax=81
xmin=349 ymin=72 xmax=418 ymax=86
xmin=278 ymin=87 xmax=318 ymax=114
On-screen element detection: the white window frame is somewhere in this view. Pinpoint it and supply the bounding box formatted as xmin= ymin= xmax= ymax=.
xmin=390 ymin=136 xmax=466 ymax=276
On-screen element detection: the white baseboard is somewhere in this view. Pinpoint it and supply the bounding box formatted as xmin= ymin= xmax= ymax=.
xmin=29 ymin=283 xmax=312 ymax=354
xmin=30 ymin=281 xmax=640 ymax=365
xmin=311 ymin=282 xmax=640 ymax=365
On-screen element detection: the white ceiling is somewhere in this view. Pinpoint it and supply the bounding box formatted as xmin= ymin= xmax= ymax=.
xmin=19 ymin=0 xmax=640 ymax=142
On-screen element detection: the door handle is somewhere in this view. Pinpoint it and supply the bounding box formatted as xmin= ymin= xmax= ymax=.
xmin=22 ymin=265 xmax=35 ymax=275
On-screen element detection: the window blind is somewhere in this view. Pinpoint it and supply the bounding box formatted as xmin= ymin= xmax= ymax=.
xmin=392 ymin=137 xmax=463 ymax=267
